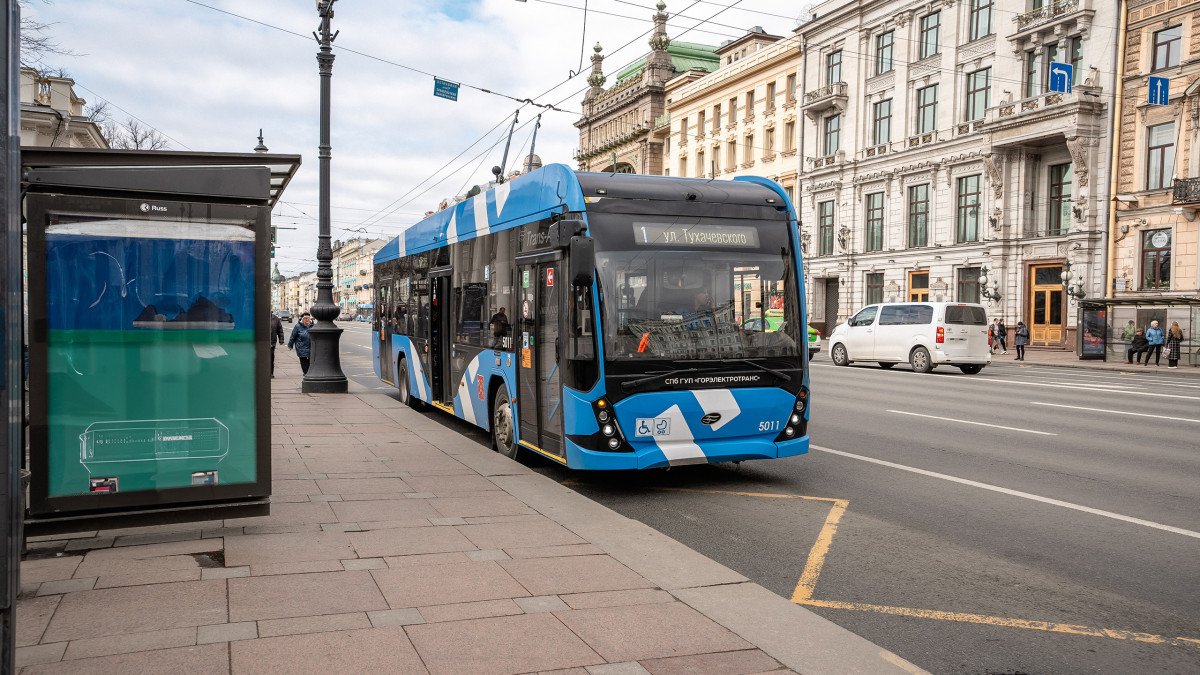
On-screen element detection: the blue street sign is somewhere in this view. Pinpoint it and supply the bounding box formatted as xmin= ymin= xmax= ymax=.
xmin=433 ymin=78 xmax=459 ymax=102
xmin=1048 ymin=62 xmax=1072 ymax=94
xmin=1149 ymin=76 xmax=1170 ymax=106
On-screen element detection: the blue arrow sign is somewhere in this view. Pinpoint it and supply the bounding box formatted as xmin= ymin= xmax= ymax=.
xmin=1148 ymin=76 xmax=1170 ymax=106
xmin=433 ymin=78 xmax=460 ymax=102
xmin=1048 ymin=62 xmax=1072 ymax=94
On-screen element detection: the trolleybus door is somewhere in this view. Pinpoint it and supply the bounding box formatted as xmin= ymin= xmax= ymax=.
xmin=378 ymin=278 xmax=394 ymax=385
xmin=430 ymin=273 xmax=451 ymax=403
xmin=516 ymin=261 xmax=564 ymax=458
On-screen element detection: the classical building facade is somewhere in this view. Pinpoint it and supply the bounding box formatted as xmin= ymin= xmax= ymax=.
xmin=1110 ymin=0 xmax=1199 ymax=364
xmin=574 ymin=2 xmax=719 ymax=174
xmin=658 ymin=29 xmax=803 ymax=202
xmin=795 ymin=0 xmax=1118 ymax=347
xmin=19 ymin=68 xmax=107 ymax=148
xmin=331 ymin=238 xmax=386 ymax=318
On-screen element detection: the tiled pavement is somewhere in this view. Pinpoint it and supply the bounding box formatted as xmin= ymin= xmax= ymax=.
xmin=16 ymin=355 xmax=925 ymax=675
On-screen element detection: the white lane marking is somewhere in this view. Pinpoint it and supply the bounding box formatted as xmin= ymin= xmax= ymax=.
xmin=1045 ymin=381 xmax=1138 ymax=389
xmin=811 ymin=444 xmax=1200 ymax=540
xmin=983 ymin=378 xmax=1200 ymax=400
xmin=1030 ymin=401 xmax=1200 ymax=424
xmin=887 ymin=410 xmax=1056 ymax=435
xmin=692 ymin=389 xmax=740 ymax=432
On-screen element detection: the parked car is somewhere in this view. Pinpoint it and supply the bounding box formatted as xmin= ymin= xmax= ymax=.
xmin=827 ymin=302 xmax=991 ymax=374
xmin=807 ymin=325 xmax=821 ymax=359
xmin=276 ymin=310 xmax=292 ymax=323
xmin=338 ymin=312 xmax=353 ymax=321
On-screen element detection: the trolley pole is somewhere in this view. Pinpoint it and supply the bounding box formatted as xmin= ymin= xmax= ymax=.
xmin=304 ymin=0 xmax=348 ymax=394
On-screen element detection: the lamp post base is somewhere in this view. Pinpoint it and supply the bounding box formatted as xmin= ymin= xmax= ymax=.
xmin=301 ymin=324 xmax=348 ymax=394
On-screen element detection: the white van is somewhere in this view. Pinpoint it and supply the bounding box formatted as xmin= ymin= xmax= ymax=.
xmin=827 ymin=302 xmax=992 ymax=374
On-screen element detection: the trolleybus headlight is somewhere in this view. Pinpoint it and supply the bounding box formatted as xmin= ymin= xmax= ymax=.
xmin=794 ymin=399 xmax=805 ymax=413
xmin=790 ymin=413 xmax=802 ymax=425
xmin=784 ymin=427 xmax=795 ymax=438
xmin=598 ymin=410 xmax=609 ymax=422
xmin=602 ymin=423 xmax=615 ymax=437
xmin=607 ymin=437 xmax=621 ymax=449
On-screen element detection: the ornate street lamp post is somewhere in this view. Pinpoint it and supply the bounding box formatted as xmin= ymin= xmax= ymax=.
xmin=303 ymin=0 xmax=348 ymax=393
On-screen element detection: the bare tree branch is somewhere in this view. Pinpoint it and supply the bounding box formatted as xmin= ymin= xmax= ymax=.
xmin=19 ymin=1 xmax=77 ymax=69
xmin=107 ymin=118 xmax=170 ymax=151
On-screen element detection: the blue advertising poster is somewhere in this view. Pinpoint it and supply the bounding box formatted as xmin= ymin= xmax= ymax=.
xmin=43 ymin=218 xmax=258 ymax=497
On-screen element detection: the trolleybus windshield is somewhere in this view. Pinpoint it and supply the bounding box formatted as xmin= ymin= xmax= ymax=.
xmin=592 ymin=214 xmax=800 ymax=362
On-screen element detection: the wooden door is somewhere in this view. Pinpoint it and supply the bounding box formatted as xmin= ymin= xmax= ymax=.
xmin=1030 ymin=265 xmax=1063 ymax=345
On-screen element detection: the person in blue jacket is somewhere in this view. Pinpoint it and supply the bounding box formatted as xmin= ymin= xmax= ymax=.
xmin=1144 ymin=319 xmax=1165 ymax=367
xmin=288 ymin=313 xmax=313 ymax=374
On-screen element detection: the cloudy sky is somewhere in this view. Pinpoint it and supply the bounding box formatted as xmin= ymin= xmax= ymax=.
xmin=25 ymin=0 xmax=805 ymax=275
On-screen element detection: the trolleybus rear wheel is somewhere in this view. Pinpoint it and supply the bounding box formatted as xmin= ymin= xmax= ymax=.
xmin=492 ymin=385 xmax=519 ymax=459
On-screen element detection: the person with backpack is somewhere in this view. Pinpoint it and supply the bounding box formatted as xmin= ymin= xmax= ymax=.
xmin=996 ymin=318 xmax=1008 ymax=355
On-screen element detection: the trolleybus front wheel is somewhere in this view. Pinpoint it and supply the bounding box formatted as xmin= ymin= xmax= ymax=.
xmin=397 ymin=358 xmax=424 ymax=410
xmin=492 ymin=385 xmax=519 ymax=460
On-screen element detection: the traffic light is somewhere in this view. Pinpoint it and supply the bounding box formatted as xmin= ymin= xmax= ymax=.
xmin=270 ymin=226 xmax=277 ymax=257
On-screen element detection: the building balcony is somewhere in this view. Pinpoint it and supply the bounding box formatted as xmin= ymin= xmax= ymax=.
xmin=801 ymin=82 xmax=847 ymax=120
xmin=1172 ymin=177 xmax=1200 ymax=205
xmin=986 ymin=87 xmax=1103 ymax=146
xmin=1013 ymin=0 xmax=1082 ymax=31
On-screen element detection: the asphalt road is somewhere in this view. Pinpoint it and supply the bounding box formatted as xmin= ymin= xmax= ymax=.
xmin=333 ymin=322 xmax=1200 ymax=675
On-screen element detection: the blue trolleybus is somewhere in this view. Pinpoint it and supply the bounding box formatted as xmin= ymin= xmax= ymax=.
xmin=372 ymin=164 xmax=809 ymax=469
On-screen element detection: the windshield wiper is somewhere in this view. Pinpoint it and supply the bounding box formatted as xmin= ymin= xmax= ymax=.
xmin=736 ymin=359 xmax=791 ymax=382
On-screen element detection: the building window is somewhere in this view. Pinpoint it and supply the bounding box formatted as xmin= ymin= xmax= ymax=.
xmin=787 ymin=73 xmax=797 ymax=101
xmin=696 ymin=150 xmax=706 ymax=178
xmin=872 ymin=99 xmax=892 ymax=145
xmin=916 ymin=85 xmax=938 ymax=134
xmin=919 ymin=12 xmax=941 ymax=59
xmin=957 ymin=267 xmax=981 ymax=303
xmin=1142 ymin=229 xmax=1172 ymax=288
xmin=679 ymin=117 xmax=688 ymax=142
xmin=1153 ymin=26 xmax=1182 ymax=71
xmin=729 ymin=97 xmax=738 ymax=124
xmin=764 ymin=127 xmax=775 ymax=157
xmin=965 ymin=68 xmax=990 ymax=121
xmin=745 ymin=90 xmax=755 ymax=119
xmin=712 ymin=145 xmax=721 ymax=174
xmin=865 ymin=192 xmax=885 ymax=252
xmin=744 ymin=134 xmax=754 ymax=164
xmin=727 ymin=139 xmax=737 ymax=167
xmin=713 ymin=103 xmax=721 ymax=129
xmin=1048 ymin=163 xmax=1072 ymax=235
xmin=696 ymin=110 xmax=705 ymax=134
xmin=784 ymin=121 xmax=795 ymax=150
xmin=679 ymin=157 xmax=686 ymax=177
xmin=767 ymin=82 xmax=776 ymax=109
xmin=907 ymin=184 xmax=929 ymax=247
xmin=866 ymin=273 xmax=884 ymax=305
xmin=1069 ymin=37 xmax=1083 ymax=84
xmin=783 ymin=184 xmax=794 ymax=202
xmin=969 ymin=0 xmax=993 ymax=41
xmin=956 ymin=175 xmax=982 ymax=243
xmin=818 ymin=201 xmax=835 ymax=255
xmin=1025 ymin=50 xmax=1041 ymax=97
xmin=826 ymin=50 xmax=842 ymax=85
xmin=1146 ymin=122 xmax=1175 ymax=190
xmin=875 ymin=32 xmax=894 ymax=75
xmin=823 ymin=114 xmax=841 ymax=156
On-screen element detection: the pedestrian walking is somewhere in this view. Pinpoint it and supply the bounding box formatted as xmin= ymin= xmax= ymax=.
xmin=996 ymin=318 xmax=1008 ymax=354
xmin=1121 ymin=319 xmax=1137 ymax=363
xmin=990 ymin=319 xmax=1001 ymax=353
xmin=270 ymin=312 xmax=285 ymax=377
xmin=1164 ymin=321 xmax=1184 ymax=369
xmin=1014 ymin=321 xmax=1029 ymax=361
xmin=1130 ymin=329 xmax=1149 ymax=365
xmin=288 ymin=313 xmax=313 ymax=374
xmin=1145 ymin=320 xmax=1165 ymax=366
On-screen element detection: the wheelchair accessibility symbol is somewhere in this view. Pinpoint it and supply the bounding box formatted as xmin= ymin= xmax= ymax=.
xmin=635 ymin=417 xmax=670 ymax=437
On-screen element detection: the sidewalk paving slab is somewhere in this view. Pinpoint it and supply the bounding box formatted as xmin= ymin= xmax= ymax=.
xmin=16 ymin=355 xmax=927 ymax=675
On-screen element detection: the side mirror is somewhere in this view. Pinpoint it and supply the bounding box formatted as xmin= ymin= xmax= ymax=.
xmin=570 ymin=236 xmax=595 ymax=287
xmin=549 ymin=219 xmax=586 ymax=249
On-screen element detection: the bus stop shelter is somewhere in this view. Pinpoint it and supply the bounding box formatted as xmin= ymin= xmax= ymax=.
xmin=20 ymin=148 xmax=300 ymax=534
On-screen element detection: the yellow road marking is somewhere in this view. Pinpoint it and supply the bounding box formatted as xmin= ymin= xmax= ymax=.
xmin=796 ymin=598 xmax=1200 ymax=650
xmin=582 ymin=485 xmax=1200 ymax=651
